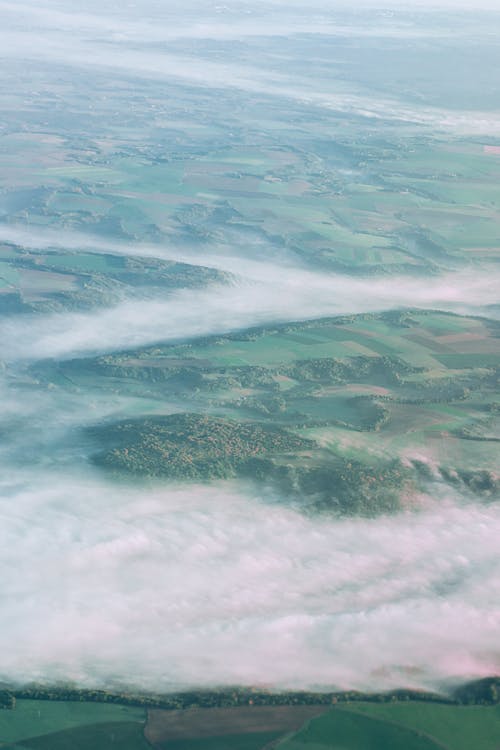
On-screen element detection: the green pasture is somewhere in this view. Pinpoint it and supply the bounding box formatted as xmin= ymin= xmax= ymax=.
xmin=182 ymin=333 xmax=367 ymax=366
xmin=0 ymin=700 xmax=145 ymax=744
xmin=1 ymin=123 xmax=499 ymax=280
xmin=436 ymin=353 xmax=500 ymax=369
xmin=154 ymin=731 xmax=282 ymax=750
xmin=277 ymin=707 xmax=443 ymax=750
xmin=341 ymin=701 xmax=500 ymax=750
xmin=118 ymin=312 xmax=496 ymax=374
xmin=289 ymin=394 xmax=382 ymax=429
xmin=10 ymin=721 xmax=151 ymax=750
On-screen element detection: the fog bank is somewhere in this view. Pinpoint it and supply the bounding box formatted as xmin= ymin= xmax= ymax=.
xmin=1 ymin=264 xmax=498 ymax=362
xmin=0 ymin=471 xmax=498 ymax=692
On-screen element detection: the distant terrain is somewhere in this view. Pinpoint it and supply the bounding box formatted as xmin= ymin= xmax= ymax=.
xmin=26 ymin=309 xmax=499 ymax=514
xmin=0 ymin=0 xmax=499 ymax=747
xmin=1 ymin=680 xmax=500 ymax=750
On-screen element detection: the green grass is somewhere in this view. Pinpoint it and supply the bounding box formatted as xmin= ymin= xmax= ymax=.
xmin=290 ymin=394 xmax=381 ymax=428
xmin=0 ymin=700 xmax=145 ymax=744
xmin=436 ymin=353 xmax=500 ymax=369
xmin=11 ymin=721 xmax=150 ymax=750
xmin=156 ymin=731 xmax=283 ymax=750
xmin=277 ymin=708 xmax=443 ymax=750
xmin=42 ymin=253 xmax=120 ymax=273
xmin=343 ymin=701 xmax=500 ymax=750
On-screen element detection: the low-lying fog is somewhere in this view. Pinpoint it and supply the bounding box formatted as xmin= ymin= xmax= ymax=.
xmin=1 ymin=0 xmax=499 ymax=699
xmin=1 ymin=469 xmax=499 ymax=693
xmin=0 ymin=238 xmax=498 ymax=694
xmin=0 ymin=227 xmax=499 ymax=362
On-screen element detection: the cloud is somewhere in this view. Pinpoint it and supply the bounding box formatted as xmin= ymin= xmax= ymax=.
xmin=0 ymin=468 xmax=498 ymax=692
xmin=1 ymin=1 xmax=499 ymax=133
xmin=0 ymin=258 xmax=497 ymax=361
xmin=1 ymin=223 xmax=499 ymax=362
xmin=1 ymin=0 xmax=499 ymax=699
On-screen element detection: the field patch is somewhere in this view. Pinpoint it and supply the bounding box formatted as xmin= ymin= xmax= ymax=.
xmin=0 ymin=700 xmax=145 ymax=745
xmin=13 ymin=721 xmax=151 ymax=750
xmin=277 ymin=707 xmax=444 ymax=750
xmin=145 ymin=705 xmax=330 ymax=747
xmin=341 ymin=701 xmax=500 ymax=750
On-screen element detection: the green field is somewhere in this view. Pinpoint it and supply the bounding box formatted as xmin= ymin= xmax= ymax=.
xmin=3 ymin=698 xmax=499 ymax=750
xmin=29 ymin=308 xmax=497 ymax=514
xmin=344 ymin=702 xmax=500 ymax=750
xmin=277 ymin=702 xmax=500 ymax=750
xmin=277 ymin=709 xmax=443 ymax=750
xmin=7 ymin=721 xmax=151 ymax=750
xmin=0 ymin=700 xmax=146 ymax=748
xmin=153 ymin=731 xmax=282 ymax=750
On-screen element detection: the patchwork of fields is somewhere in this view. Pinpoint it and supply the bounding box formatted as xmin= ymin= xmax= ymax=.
xmin=2 ymin=697 xmax=500 ymax=750
xmin=29 ymin=309 xmax=498 ymax=514
xmin=0 ymin=1 xmax=499 ymax=744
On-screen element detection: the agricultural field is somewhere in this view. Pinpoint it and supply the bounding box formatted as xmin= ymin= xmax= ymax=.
xmin=1 ymin=56 xmax=500 ymax=290
xmin=2 ymin=697 xmax=499 ymax=750
xmin=0 ymin=700 xmax=148 ymax=749
xmin=277 ymin=702 xmax=500 ymax=750
xmin=0 ymin=3 xmax=499 ymax=746
xmin=27 ymin=308 xmax=499 ymax=515
xmin=0 ymin=242 xmax=228 ymax=313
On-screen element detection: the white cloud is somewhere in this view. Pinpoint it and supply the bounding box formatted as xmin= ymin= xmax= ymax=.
xmin=1 ymin=1 xmax=499 ymax=133
xmin=0 ymin=259 xmax=497 ymax=361
xmin=0 ymin=470 xmax=498 ymax=691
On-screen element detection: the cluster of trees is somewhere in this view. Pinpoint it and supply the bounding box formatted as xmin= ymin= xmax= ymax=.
xmin=0 ymin=690 xmax=15 ymax=709
xmin=283 ymin=355 xmax=420 ymax=386
xmin=453 ymin=678 xmax=500 ymax=705
xmin=243 ymin=456 xmax=410 ymax=516
xmin=439 ymin=467 xmax=499 ymax=498
xmin=3 ymin=685 xmax=457 ymax=711
xmin=7 ymin=677 xmax=500 ymax=711
xmin=91 ymin=413 xmax=313 ymax=480
xmin=88 ymin=407 xmax=417 ymax=515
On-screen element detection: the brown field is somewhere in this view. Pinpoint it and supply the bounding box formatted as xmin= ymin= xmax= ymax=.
xmin=436 ymin=332 xmax=485 ymax=345
xmin=144 ymin=705 xmax=330 ymax=745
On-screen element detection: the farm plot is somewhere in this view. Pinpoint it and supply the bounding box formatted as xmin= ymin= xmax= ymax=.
xmin=0 ymin=700 xmax=147 ymax=748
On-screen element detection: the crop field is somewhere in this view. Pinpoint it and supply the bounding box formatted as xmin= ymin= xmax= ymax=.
xmin=1 ymin=108 xmax=499 ymax=280
xmin=342 ymin=702 xmax=500 ymax=750
xmin=107 ymin=311 xmax=497 ymax=374
xmin=30 ymin=308 xmax=497 ymax=514
xmin=277 ymin=708 xmax=443 ymax=750
xmin=0 ymin=5 xmax=499 ymax=748
xmin=1 ymin=697 xmax=499 ymax=750
xmin=0 ymin=700 xmax=147 ymax=748
xmin=144 ymin=705 xmax=330 ymax=748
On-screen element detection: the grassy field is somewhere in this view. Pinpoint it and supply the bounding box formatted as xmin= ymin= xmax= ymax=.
xmin=342 ymin=702 xmax=500 ymax=750
xmin=152 ymin=732 xmax=282 ymax=750
xmin=6 ymin=721 xmax=151 ymax=750
xmin=0 ymin=700 xmax=146 ymax=746
xmin=277 ymin=701 xmax=500 ymax=750
xmin=276 ymin=708 xmax=444 ymax=750
xmin=41 ymin=308 xmax=499 ymax=509
xmin=2 ymin=123 xmax=499 ymax=277
xmin=2 ymin=699 xmax=500 ymax=750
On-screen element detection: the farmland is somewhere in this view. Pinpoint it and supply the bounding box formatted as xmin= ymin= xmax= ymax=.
xmin=1 ymin=691 xmax=500 ymax=750
xmin=0 ymin=1 xmax=499 ymax=745
xmin=28 ymin=308 xmax=498 ymax=514
xmin=277 ymin=702 xmax=500 ymax=750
